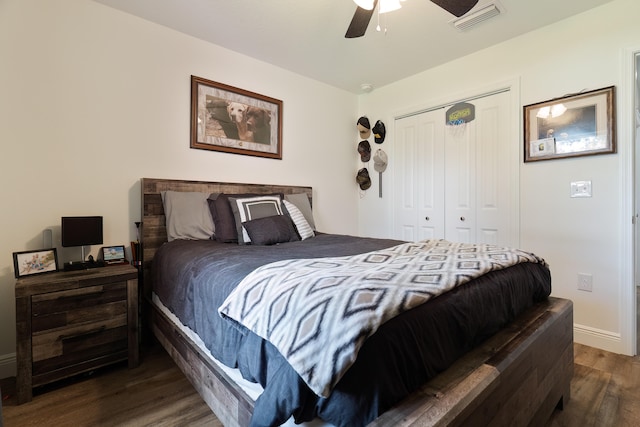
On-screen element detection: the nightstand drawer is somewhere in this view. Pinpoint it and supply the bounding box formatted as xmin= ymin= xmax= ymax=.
xmin=31 ymin=283 xmax=127 ymax=332
xmin=31 ymin=283 xmax=128 ymax=379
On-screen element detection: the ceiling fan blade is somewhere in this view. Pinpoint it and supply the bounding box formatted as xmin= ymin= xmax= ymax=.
xmin=345 ymin=0 xmax=378 ymax=38
xmin=430 ymin=0 xmax=479 ymax=17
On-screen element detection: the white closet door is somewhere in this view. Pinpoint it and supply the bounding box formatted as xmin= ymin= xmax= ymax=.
xmin=474 ymin=91 xmax=511 ymax=245
xmin=444 ymin=91 xmax=511 ymax=244
xmin=444 ymin=109 xmax=477 ymax=243
xmin=393 ymin=90 xmax=514 ymax=246
xmin=394 ymin=109 xmax=445 ymax=241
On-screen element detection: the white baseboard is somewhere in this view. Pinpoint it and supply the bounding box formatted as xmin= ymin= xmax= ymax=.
xmin=0 ymin=352 xmax=16 ymax=380
xmin=574 ymin=323 xmax=626 ymax=354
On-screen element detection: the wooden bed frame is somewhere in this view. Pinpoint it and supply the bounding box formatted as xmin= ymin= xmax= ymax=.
xmin=140 ymin=177 xmax=574 ymax=427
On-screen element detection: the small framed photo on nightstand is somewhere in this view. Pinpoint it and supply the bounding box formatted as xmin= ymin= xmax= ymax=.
xmin=101 ymin=245 xmax=127 ymax=265
xmin=13 ymin=248 xmax=59 ymax=278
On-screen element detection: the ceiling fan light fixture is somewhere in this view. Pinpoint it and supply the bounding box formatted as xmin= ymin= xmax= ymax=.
xmin=379 ymin=0 xmax=402 ymax=14
xmin=353 ymin=0 xmax=375 ymax=10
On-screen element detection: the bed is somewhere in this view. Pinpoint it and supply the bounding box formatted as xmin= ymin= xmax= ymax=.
xmin=140 ymin=177 xmax=573 ymax=427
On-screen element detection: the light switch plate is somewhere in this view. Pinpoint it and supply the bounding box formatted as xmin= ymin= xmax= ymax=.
xmin=578 ymin=273 xmax=593 ymax=292
xmin=570 ymin=180 xmax=592 ymax=198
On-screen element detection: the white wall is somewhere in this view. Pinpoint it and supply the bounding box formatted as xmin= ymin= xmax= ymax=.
xmin=2 ymin=0 xmax=636 ymax=381
xmin=0 ymin=0 xmax=359 ymax=378
xmin=357 ymin=0 xmax=639 ymax=354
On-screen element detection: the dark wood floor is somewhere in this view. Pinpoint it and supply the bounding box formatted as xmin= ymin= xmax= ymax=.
xmin=2 ymin=342 xmax=639 ymax=426
xmin=1 ymin=343 xmax=221 ymax=427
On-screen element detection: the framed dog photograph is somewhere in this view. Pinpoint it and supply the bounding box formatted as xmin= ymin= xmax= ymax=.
xmin=13 ymin=248 xmax=59 ymax=278
xmin=523 ymin=86 xmax=615 ymax=162
xmin=190 ymin=75 xmax=283 ymax=159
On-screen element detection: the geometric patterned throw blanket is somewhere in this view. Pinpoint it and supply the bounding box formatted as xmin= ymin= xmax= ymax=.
xmin=218 ymin=240 xmax=547 ymax=398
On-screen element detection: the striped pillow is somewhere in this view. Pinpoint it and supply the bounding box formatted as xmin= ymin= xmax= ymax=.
xmin=284 ymin=193 xmax=316 ymax=230
xmin=284 ymin=200 xmax=315 ymax=240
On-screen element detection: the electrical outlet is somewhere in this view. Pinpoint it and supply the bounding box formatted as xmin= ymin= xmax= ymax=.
xmin=577 ymin=273 xmax=593 ymax=292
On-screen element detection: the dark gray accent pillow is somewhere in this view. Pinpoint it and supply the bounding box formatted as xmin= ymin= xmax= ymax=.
xmin=242 ymin=215 xmax=300 ymax=245
xmin=208 ymin=193 xmax=283 ymax=243
xmin=208 ymin=193 xmax=239 ymax=243
xmin=229 ymin=195 xmax=284 ymax=244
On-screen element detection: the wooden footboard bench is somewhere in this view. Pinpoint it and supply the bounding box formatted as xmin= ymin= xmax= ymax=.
xmin=151 ymin=289 xmax=572 ymax=427
xmin=370 ymin=297 xmax=573 ymax=426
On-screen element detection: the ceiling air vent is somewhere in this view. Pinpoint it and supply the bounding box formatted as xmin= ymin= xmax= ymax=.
xmin=451 ymin=1 xmax=503 ymax=31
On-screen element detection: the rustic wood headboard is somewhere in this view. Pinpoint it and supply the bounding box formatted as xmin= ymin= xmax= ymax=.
xmin=140 ymin=177 xmax=312 ymax=298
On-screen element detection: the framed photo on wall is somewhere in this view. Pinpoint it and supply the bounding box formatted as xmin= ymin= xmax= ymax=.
xmin=13 ymin=248 xmax=59 ymax=278
xmin=523 ymin=86 xmax=615 ymax=162
xmin=190 ymin=75 xmax=283 ymax=159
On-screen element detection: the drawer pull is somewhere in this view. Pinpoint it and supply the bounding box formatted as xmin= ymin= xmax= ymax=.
xmin=60 ymin=325 xmax=106 ymax=341
xmin=63 ymin=291 xmax=107 ymax=303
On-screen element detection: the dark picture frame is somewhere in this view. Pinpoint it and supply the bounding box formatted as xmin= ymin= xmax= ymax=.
xmin=13 ymin=248 xmax=59 ymax=278
xmin=523 ymin=86 xmax=615 ymax=162
xmin=190 ymin=75 xmax=283 ymax=159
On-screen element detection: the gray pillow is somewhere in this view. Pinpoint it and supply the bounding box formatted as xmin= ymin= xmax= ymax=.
xmin=228 ymin=195 xmax=284 ymax=244
xmin=242 ymin=215 xmax=300 ymax=245
xmin=285 ymin=193 xmax=316 ymax=230
xmin=161 ymin=191 xmax=215 ymax=242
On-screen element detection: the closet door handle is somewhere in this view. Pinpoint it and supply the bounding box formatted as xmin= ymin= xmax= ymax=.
xmin=460 ymin=216 xmax=465 ymax=221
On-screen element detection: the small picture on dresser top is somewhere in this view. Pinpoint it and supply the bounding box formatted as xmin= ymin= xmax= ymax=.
xmin=12 ymin=248 xmax=59 ymax=278
xmin=102 ymin=245 xmax=127 ymax=265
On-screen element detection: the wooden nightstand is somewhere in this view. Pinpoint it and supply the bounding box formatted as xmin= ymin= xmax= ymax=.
xmin=15 ymin=264 xmax=139 ymax=404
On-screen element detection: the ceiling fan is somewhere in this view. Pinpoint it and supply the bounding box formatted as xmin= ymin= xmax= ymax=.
xmin=345 ymin=0 xmax=480 ymax=38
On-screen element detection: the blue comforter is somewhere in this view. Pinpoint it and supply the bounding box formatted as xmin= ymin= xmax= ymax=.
xmin=152 ymin=234 xmax=551 ymax=426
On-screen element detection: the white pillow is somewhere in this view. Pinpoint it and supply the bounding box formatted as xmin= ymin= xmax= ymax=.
xmin=161 ymin=191 xmax=214 ymax=242
xmin=284 ymin=200 xmax=314 ymax=240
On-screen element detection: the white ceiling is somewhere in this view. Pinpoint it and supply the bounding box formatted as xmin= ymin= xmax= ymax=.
xmin=94 ymin=0 xmax=615 ymax=94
